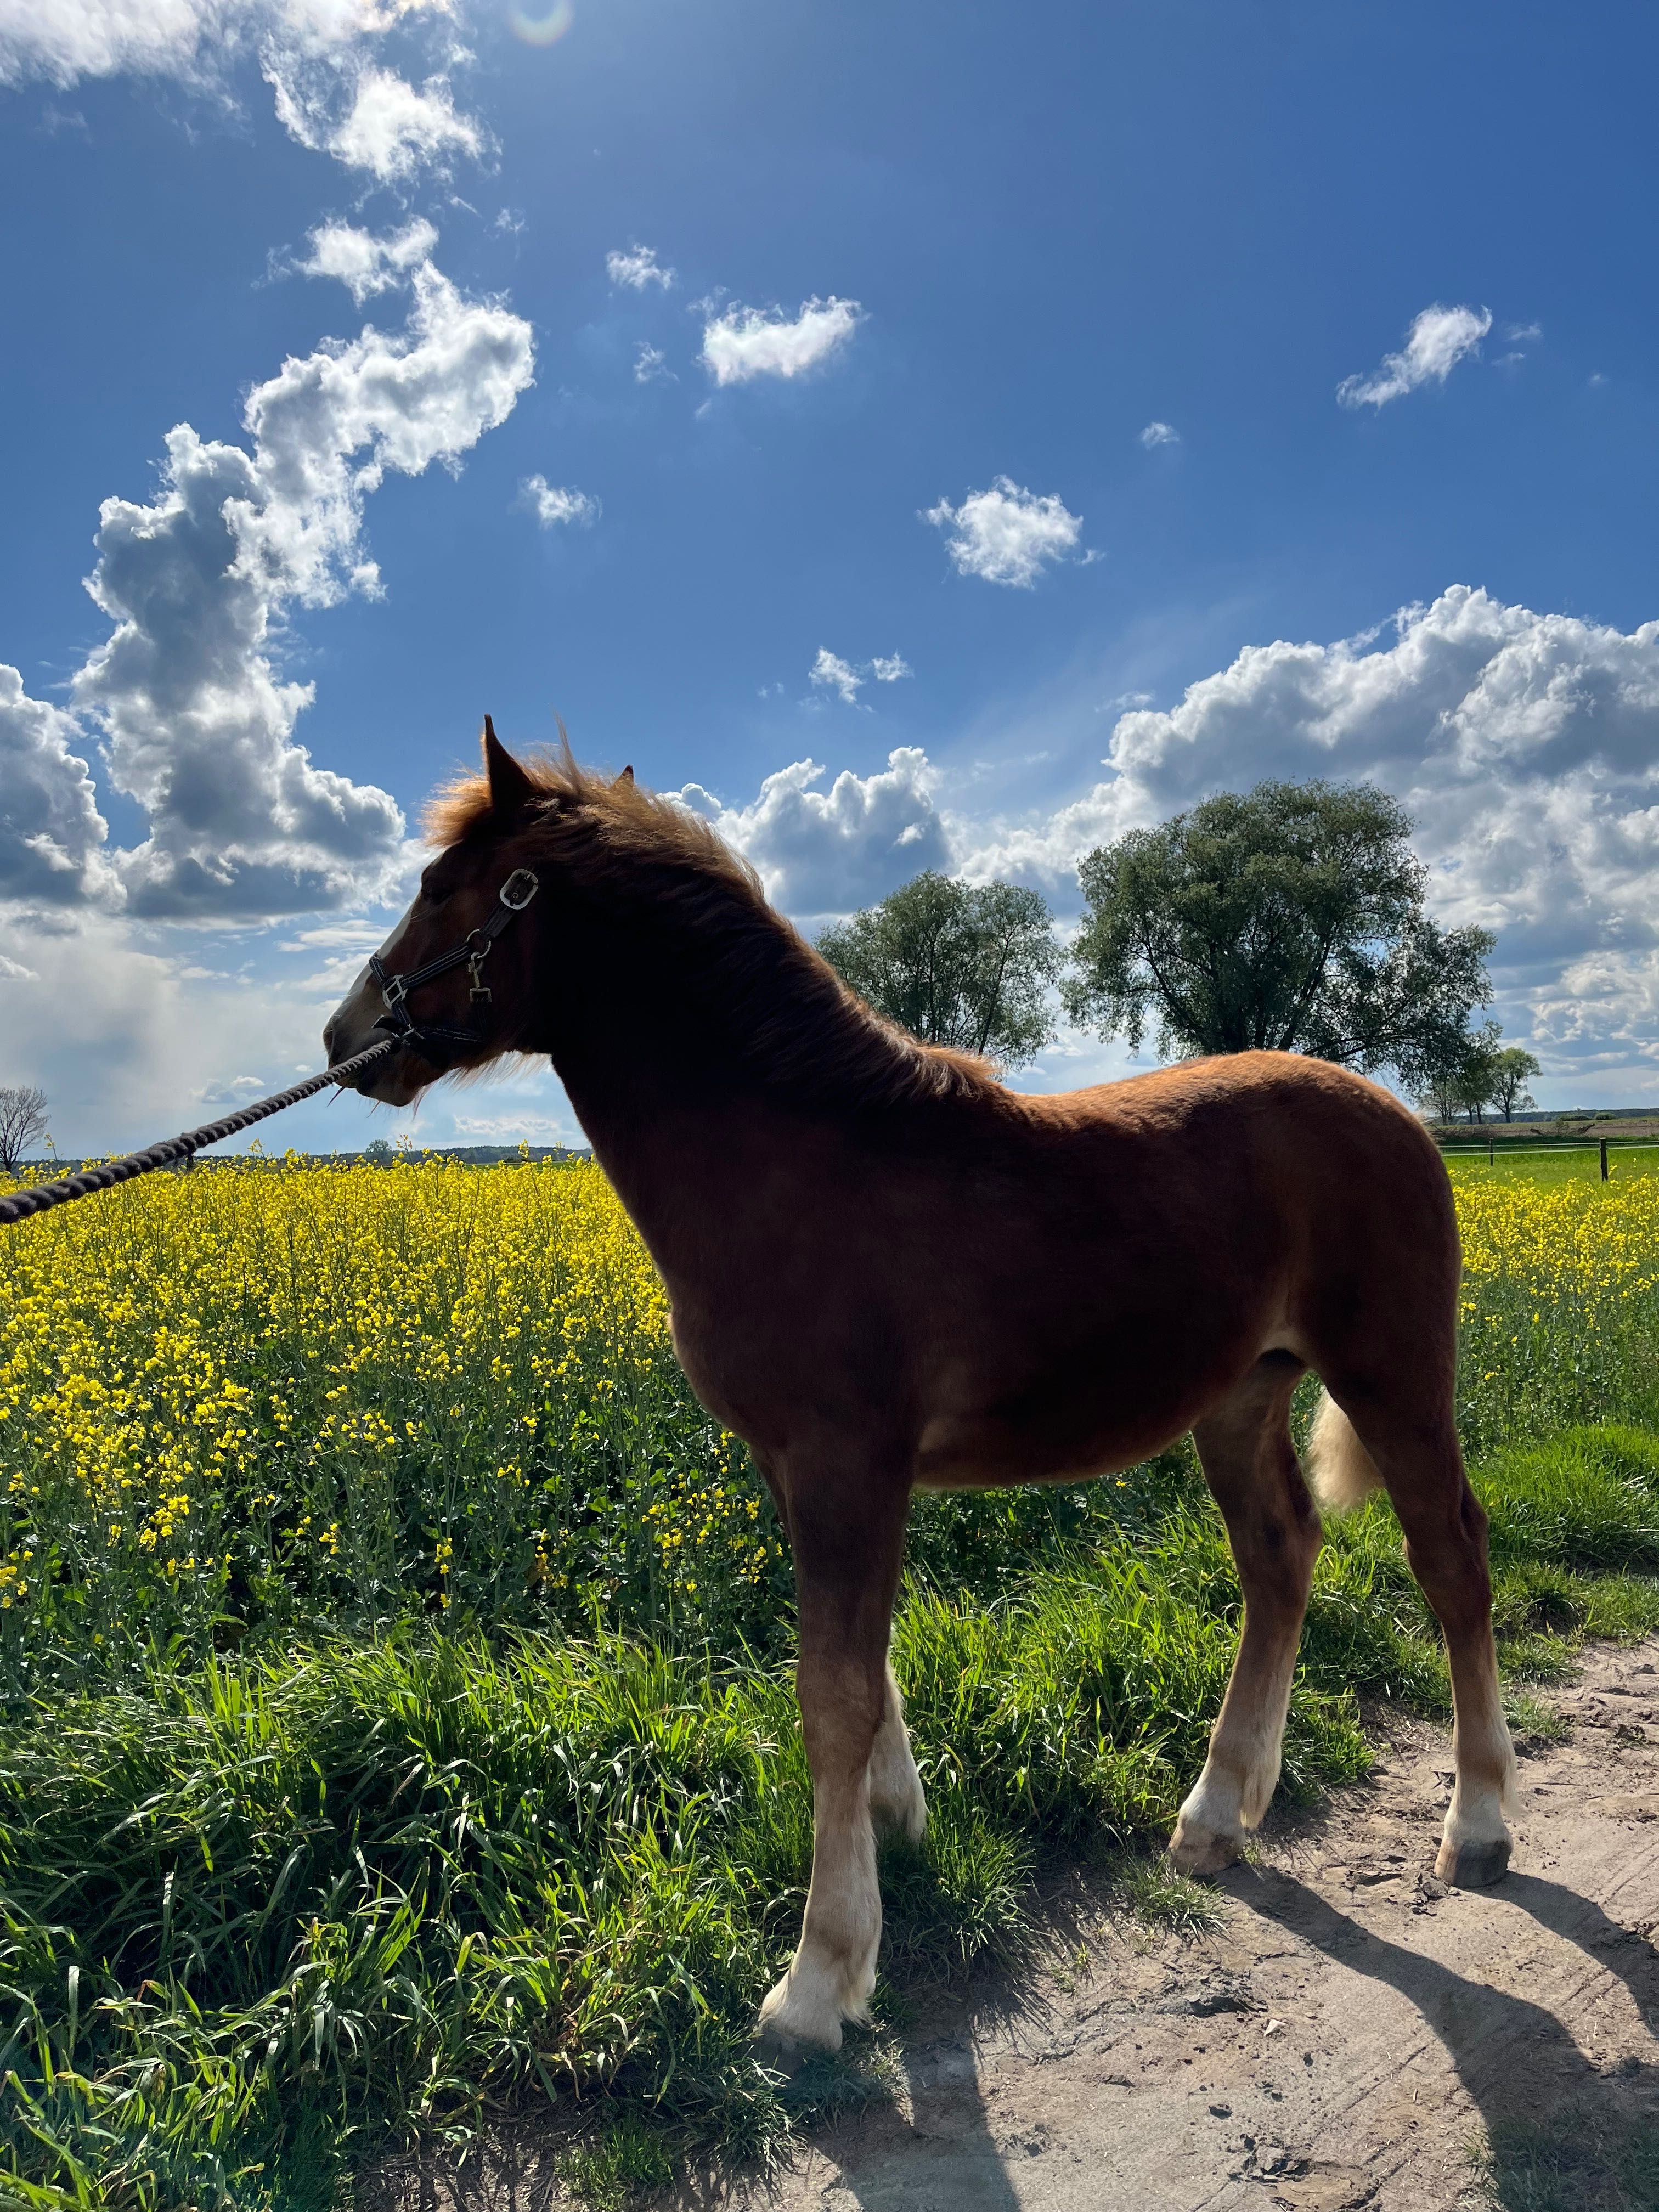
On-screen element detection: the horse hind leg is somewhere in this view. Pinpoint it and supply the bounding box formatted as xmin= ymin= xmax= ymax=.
xmin=1170 ymin=1353 xmax=1324 ymax=1876
xmin=866 ymin=1660 xmax=926 ymax=1842
xmin=1325 ymin=1390 xmax=1516 ymax=1884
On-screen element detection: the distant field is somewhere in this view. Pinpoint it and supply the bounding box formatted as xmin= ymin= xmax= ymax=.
xmin=1444 ymin=1141 xmax=1659 ymax=1184
xmin=7 ymin=1156 xmax=1659 ymax=2207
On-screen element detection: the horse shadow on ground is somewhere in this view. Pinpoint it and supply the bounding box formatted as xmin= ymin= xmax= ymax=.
xmin=1231 ymin=1861 xmax=1659 ymax=2209
xmin=365 ymin=1862 xmax=1659 ymax=2212
xmin=657 ymin=1872 xmax=1089 ymax=2212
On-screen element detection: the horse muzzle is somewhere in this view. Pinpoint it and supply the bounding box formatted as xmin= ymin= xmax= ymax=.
xmin=323 ymin=992 xmax=430 ymax=1105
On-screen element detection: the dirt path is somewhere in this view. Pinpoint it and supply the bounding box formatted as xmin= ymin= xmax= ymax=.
xmin=377 ymin=1638 xmax=1659 ymax=2211
xmin=721 ymin=1637 xmax=1659 ymax=2212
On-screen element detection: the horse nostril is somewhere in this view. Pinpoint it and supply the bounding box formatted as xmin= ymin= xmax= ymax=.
xmin=323 ymin=1018 xmax=340 ymax=1061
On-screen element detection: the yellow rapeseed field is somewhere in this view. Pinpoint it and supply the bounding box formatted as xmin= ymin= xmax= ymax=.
xmin=0 ymin=1155 xmax=786 ymax=1680
xmin=1448 ymin=1165 xmax=1659 ymax=1454
xmin=1 ymin=1151 xmax=1655 ymax=1680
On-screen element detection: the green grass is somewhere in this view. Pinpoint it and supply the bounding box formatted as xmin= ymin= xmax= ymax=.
xmin=1475 ymin=2105 xmax=1659 ymax=2211
xmin=7 ymin=1425 xmax=1659 ymax=2209
xmin=1443 ymin=1141 xmax=1659 ymax=1185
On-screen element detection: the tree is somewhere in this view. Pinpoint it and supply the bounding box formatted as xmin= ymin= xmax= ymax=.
xmin=1063 ymin=781 xmax=1494 ymax=1092
xmin=0 ymin=1085 xmax=49 ymax=1172
xmin=1489 ymin=1046 xmax=1541 ymax=1123
xmin=818 ymin=871 xmax=1062 ymax=1068
xmin=1418 ymin=1034 xmax=1537 ymax=1126
xmin=1452 ymin=1022 xmax=1503 ymax=1123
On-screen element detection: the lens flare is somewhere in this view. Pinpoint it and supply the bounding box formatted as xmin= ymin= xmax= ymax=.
xmin=509 ymin=0 xmax=575 ymax=43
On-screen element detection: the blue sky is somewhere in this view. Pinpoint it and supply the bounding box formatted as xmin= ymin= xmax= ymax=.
xmin=3 ymin=0 xmax=1657 ymax=1154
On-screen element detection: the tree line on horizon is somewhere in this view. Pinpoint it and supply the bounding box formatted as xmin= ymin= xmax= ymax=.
xmin=816 ymin=778 xmax=1542 ymax=1120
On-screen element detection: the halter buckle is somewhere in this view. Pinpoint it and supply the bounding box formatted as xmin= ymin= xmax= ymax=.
xmin=369 ymin=866 xmax=537 ymax=1050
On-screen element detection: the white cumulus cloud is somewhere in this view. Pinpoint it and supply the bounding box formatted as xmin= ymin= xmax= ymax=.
xmin=1338 ymin=303 xmax=1493 ymax=409
xmin=276 ymin=61 xmax=484 ymax=182
xmin=633 ymin=342 xmax=672 ymax=384
xmin=67 ymin=256 xmax=535 ymax=917
xmin=0 ymin=664 xmax=111 ymax=904
xmin=606 ymin=242 xmax=674 ymax=290
xmin=294 ymin=217 xmax=439 ymax=302
xmin=700 ymin=296 xmax=862 ymax=386
xmin=808 ymin=650 xmax=912 ymax=703
xmin=810 ymin=648 xmax=863 ymax=706
xmin=956 ymin=587 xmax=1659 ymax=1076
xmin=924 ymin=476 xmax=1084 ymax=588
xmin=0 ymin=2 xmax=484 ymax=183
xmin=1139 ymin=420 xmax=1179 ymax=448
xmin=519 ymin=476 xmax=599 ymax=528
xmin=679 ymin=748 xmax=947 ymax=915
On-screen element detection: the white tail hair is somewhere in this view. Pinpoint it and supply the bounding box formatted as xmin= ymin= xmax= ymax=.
xmin=1304 ymin=1389 xmax=1384 ymax=1513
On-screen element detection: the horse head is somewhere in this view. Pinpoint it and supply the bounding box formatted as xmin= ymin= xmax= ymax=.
xmin=325 ymin=718 xmax=614 ymax=1105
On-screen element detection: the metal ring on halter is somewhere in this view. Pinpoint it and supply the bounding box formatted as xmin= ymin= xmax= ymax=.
xmin=366 ymin=867 xmax=541 ymax=1057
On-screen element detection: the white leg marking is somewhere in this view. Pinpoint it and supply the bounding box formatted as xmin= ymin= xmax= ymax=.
xmin=1169 ymin=1639 xmax=1299 ymax=1875
xmin=758 ymin=1771 xmax=881 ymax=2053
xmin=1436 ymin=1693 xmax=1517 ymax=1883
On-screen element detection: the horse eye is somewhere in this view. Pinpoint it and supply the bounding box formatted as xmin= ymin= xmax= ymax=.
xmin=422 ymin=878 xmax=452 ymax=907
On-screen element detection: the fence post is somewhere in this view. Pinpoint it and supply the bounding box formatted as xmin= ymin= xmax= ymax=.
xmin=1488 ymin=1133 xmax=1494 ymax=1166
xmin=1601 ymin=1137 xmax=1610 ymax=1182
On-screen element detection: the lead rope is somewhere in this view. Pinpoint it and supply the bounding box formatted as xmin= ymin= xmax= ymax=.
xmin=0 ymin=1036 xmax=400 ymax=1227
xmin=0 ymin=865 xmax=543 ymax=1228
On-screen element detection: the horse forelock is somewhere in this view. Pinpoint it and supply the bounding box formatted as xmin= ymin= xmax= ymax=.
xmin=425 ymin=747 xmax=1002 ymax=1113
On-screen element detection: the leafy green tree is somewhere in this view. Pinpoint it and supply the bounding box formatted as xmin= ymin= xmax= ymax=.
xmin=818 ymin=871 xmax=1061 ymax=1068
xmin=1063 ymin=781 xmax=1494 ymax=1092
xmin=1452 ymin=1022 xmax=1503 ymax=1123
xmin=1489 ymin=1045 xmax=1541 ymax=1122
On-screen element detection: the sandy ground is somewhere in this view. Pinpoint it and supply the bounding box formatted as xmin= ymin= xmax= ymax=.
xmin=374 ymin=1635 xmax=1659 ymax=2212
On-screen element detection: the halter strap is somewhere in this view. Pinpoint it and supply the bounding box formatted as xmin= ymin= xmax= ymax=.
xmin=370 ymin=866 xmax=540 ymax=1059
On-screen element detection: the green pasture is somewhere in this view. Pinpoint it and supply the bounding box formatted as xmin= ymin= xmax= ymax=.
xmin=1443 ymin=1141 xmax=1659 ymax=1184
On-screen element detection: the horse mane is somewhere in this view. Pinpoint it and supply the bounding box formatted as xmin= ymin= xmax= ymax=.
xmin=426 ymin=751 xmax=1006 ymax=1114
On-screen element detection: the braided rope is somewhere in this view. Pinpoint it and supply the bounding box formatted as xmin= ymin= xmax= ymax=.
xmin=0 ymin=1036 xmax=401 ymax=1227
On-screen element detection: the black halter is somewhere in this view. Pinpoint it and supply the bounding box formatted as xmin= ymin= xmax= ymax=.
xmin=370 ymin=866 xmax=540 ymax=1060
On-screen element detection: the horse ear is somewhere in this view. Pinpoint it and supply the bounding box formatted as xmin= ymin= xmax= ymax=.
xmin=482 ymin=715 xmax=536 ymax=819
xmin=616 ymin=765 xmax=634 ymax=788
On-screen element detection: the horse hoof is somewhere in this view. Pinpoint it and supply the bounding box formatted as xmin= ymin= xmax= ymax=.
xmin=1167 ymin=1822 xmax=1243 ymax=1878
xmin=1435 ymin=1835 xmax=1510 ymax=1887
xmin=755 ymin=1972 xmax=845 ymax=2064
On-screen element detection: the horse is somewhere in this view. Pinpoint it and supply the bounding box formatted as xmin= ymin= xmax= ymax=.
xmin=323 ymin=721 xmax=1516 ymax=2056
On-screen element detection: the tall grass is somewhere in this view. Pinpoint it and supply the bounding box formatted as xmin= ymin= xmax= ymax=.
xmin=4 ymin=1155 xmax=1659 ymax=2205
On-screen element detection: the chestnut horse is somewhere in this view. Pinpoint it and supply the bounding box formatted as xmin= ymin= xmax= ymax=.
xmin=324 ymin=725 xmax=1515 ymax=2055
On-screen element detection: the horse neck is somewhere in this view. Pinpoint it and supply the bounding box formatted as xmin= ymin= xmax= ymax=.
xmin=525 ymin=893 xmax=871 ymax=1262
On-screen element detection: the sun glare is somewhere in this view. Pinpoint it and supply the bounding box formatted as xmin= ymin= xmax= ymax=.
xmin=509 ymin=0 xmax=576 ymax=44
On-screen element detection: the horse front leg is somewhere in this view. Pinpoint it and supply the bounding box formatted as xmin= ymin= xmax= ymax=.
xmin=757 ymin=1469 xmax=911 ymax=2056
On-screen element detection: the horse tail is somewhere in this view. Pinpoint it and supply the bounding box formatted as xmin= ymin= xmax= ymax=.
xmin=1304 ymin=1388 xmax=1384 ymax=1513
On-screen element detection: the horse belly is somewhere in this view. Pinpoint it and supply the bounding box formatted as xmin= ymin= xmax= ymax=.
xmin=911 ymin=1360 xmax=1210 ymax=1492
